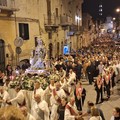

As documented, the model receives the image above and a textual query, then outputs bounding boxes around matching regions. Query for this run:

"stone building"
[82,13,97,46]
[0,0,83,70]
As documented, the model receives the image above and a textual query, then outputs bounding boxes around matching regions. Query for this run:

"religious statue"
[30,38,46,69]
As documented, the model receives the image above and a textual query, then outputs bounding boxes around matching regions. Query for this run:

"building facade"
[0,0,84,70]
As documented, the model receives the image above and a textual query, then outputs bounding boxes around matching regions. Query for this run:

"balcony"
[60,15,73,27]
[69,25,84,35]
[44,14,59,32]
[70,24,78,32]
[0,0,19,16]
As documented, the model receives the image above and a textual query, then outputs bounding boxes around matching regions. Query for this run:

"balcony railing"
[0,0,7,7]
[60,16,73,26]
[0,0,19,16]
[44,14,60,26]
[0,0,14,9]
[44,15,73,26]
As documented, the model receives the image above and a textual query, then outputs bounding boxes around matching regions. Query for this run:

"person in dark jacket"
[74,81,86,111]
[5,64,13,77]
[76,60,82,82]
[94,75,103,104]
[86,61,94,85]
[57,97,67,120]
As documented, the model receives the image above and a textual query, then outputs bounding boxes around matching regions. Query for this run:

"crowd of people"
[0,35,120,120]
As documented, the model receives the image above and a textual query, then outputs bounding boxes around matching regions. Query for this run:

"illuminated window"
[99,9,102,11]
[99,4,102,7]
[75,16,81,21]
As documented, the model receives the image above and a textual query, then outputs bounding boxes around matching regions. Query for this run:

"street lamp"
[116,8,120,13]
[113,17,116,21]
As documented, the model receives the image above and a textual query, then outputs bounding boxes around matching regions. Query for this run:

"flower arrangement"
[8,67,61,91]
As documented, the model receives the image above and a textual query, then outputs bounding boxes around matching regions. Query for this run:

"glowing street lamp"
[113,17,116,21]
[116,8,120,13]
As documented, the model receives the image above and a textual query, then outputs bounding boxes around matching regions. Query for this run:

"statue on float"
[30,38,46,70]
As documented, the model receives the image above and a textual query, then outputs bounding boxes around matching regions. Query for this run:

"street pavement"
[81,79,120,120]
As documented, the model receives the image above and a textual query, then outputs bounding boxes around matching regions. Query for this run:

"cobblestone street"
[82,80,120,120]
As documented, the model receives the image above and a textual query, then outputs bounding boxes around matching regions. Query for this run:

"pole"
[13,0,19,66]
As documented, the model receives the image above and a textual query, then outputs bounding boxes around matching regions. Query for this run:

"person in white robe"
[44,79,55,107]
[8,85,26,107]
[3,78,10,91]
[31,80,45,115]
[59,67,66,81]
[64,97,82,120]
[33,80,44,100]
[69,69,76,81]
[32,94,49,120]
[50,81,66,120]
[67,69,76,98]
[0,86,10,107]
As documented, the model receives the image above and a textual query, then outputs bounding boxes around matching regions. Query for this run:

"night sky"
[82,0,120,20]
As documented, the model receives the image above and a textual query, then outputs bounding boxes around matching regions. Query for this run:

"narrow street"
[82,79,120,120]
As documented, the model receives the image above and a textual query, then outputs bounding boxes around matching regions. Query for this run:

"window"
[55,8,58,17]
[99,9,102,11]
[19,23,29,40]
[0,0,7,6]
[48,32,52,39]
[57,42,59,55]
[99,4,102,7]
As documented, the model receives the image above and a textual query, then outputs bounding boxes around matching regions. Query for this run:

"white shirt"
[32,100,49,120]
[98,64,104,74]
[45,84,55,94]
[10,90,25,105]
[60,79,67,89]
[27,112,36,120]
[50,88,66,106]
[0,90,10,102]
[69,72,76,80]
[64,102,78,120]
[0,90,10,107]
[59,69,66,79]
[89,116,102,120]
[34,87,44,100]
